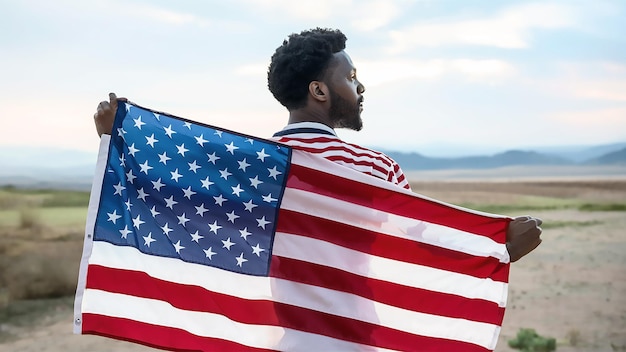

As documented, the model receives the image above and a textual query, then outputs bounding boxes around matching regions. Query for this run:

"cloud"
[121,3,211,27]
[387,2,579,52]
[571,81,626,102]
[548,107,626,125]
[238,0,403,31]
[544,107,626,144]
[240,0,348,21]
[10,0,213,28]
[539,61,626,102]
[565,63,626,102]
[357,58,517,87]
[449,59,516,79]
[350,0,402,31]
[236,64,268,77]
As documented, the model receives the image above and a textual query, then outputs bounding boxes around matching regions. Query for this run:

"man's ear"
[309,81,329,102]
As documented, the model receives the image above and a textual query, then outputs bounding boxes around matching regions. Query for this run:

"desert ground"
[1,170,625,351]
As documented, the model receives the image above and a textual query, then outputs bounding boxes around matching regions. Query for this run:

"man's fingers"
[506,215,544,262]
[94,94,121,137]
[109,92,128,103]
[518,215,542,225]
[510,216,542,234]
[513,215,542,224]
[109,92,118,110]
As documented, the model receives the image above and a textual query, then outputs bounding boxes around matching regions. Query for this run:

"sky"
[1,0,625,157]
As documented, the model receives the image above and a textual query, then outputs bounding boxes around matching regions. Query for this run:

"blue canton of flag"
[93,102,291,276]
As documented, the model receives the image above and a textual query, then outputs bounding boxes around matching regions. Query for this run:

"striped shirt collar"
[273,122,337,137]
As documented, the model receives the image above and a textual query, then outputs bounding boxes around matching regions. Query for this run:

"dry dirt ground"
[1,179,625,352]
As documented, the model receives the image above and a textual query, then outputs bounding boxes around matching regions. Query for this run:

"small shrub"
[508,328,556,352]
[565,329,581,346]
[18,207,43,231]
[41,190,90,208]
[0,288,8,310]
[542,220,601,229]
[611,342,626,351]
[579,203,626,212]
[1,240,82,302]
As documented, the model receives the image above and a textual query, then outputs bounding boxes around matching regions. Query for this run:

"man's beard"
[328,89,363,131]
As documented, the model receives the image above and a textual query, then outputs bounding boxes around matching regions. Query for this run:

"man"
[93,27,541,262]
[268,28,410,190]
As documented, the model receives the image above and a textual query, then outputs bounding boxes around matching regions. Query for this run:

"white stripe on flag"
[82,289,397,352]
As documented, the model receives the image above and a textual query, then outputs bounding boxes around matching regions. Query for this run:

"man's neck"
[273,121,337,137]
[287,108,334,129]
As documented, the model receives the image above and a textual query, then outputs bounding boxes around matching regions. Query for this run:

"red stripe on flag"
[82,313,273,352]
[270,255,505,326]
[277,209,509,282]
[287,163,509,242]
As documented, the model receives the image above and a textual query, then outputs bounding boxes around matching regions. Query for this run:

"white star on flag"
[107,210,122,224]
[145,133,158,147]
[235,253,248,267]
[221,237,235,250]
[133,116,146,129]
[194,203,208,216]
[119,225,132,239]
[151,178,165,191]
[164,125,176,138]
[142,232,155,247]
[128,143,140,156]
[256,148,269,162]
[208,220,222,234]
[224,142,239,155]
[195,134,208,146]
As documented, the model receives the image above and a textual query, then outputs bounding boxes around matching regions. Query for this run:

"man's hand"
[506,216,543,262]
[94,92,127,137]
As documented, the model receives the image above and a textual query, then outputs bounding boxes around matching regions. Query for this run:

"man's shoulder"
[343,141,400,164]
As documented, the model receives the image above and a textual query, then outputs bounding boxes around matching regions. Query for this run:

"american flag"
[74,101,512,351]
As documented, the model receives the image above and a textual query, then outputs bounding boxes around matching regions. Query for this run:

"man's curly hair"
[267,28,347,110]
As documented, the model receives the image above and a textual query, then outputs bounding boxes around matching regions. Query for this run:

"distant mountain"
[0,147,97,190]
[376,142,626,161]
[584,147,626,165]
[0,165,96,190]
[0,147,97,169]
[532,142,626,162]
[379,142,626,171]
[384,150,573,171]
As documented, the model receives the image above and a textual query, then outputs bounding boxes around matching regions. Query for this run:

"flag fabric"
[74,101,512,352]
